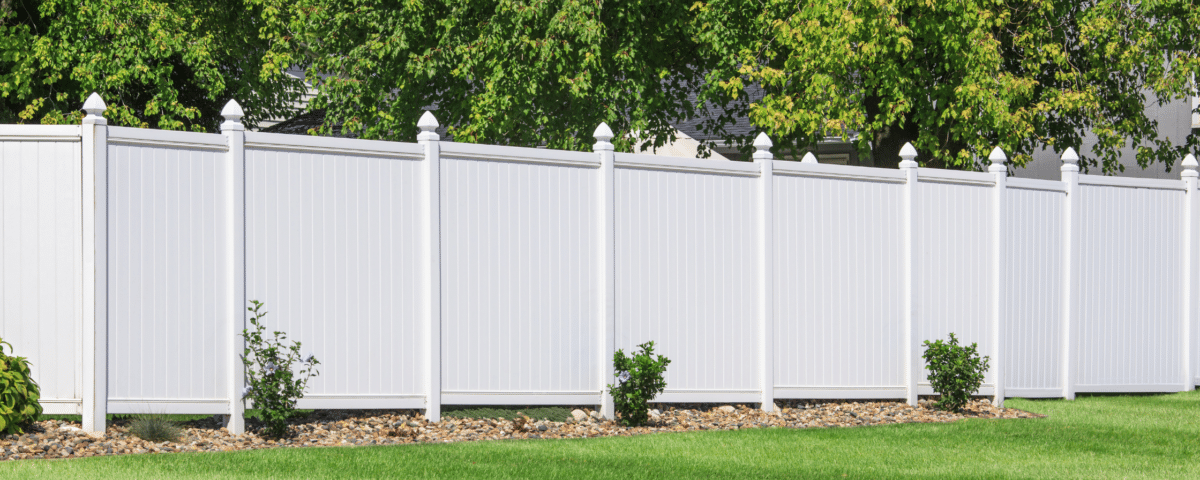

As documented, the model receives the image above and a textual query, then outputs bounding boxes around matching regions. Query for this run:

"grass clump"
[126,414,182,443]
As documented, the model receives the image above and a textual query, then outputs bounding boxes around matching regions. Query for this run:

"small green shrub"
[0,338,42,434]
[242,300,320,438]
[922,332,990,411]
[608,341,670,427]
[127,414,182,442]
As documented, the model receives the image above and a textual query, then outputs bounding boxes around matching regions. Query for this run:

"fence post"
[220,100,247,434]
[594,123,616,420]
[988,147,1007,408]
[899,142,919,407]
[81,93,108,434]
[753,133,775,412]
[1181,154,1197,391]
[418,111,443,422]
[1060,148,1079,400]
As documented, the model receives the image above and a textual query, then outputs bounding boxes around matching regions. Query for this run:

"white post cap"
[220,100,245,132]
[899,142,918,168]
[753,132,773,161]
[82,92,107,116]
[82,92,107,125]
[593,122,614,143]
[988,147,1007,173]
[1183,153,1198,179]
[418,111,440,132]
[800,152,817,164]
[593,122,614,152]
[1060,147,1080,173]
[418,111,440,141]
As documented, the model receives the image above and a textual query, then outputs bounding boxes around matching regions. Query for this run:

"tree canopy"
[253,0,710,152]
[0,0,303,130]
[696,0,1200,173]
[3,0,1198,173]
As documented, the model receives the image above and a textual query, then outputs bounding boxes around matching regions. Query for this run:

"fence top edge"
[1077,174,1186,191]
[614,152,760,176]
[773,160,906,182]
[245,131,423,157]
[441,141,599,166]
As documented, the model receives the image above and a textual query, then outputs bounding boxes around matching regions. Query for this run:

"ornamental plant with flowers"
[608,341,670,427]
[242,300,320,438]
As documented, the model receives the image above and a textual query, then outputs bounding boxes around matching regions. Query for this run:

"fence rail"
[1,95,1196,433]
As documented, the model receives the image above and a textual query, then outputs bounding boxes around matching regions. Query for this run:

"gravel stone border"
[0,399,1042,461]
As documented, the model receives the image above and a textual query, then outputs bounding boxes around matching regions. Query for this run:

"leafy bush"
[242,300,320,438]
[608,341,670,427]
[127,414,182,442]
[0,338,42,434]
[922,332,990,411]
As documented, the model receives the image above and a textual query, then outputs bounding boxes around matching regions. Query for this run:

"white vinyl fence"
[1,95,1197,434]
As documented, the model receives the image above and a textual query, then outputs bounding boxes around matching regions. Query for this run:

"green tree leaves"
[697,0,1200,173]
[251,0,716,152]
[0,0,304,131]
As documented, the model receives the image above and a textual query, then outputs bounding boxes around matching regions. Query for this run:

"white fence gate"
[1,94,1196,434]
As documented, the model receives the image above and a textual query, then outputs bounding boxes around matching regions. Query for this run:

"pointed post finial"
[800,152,817,164]
[1183,154,1198,179]
[220,100,244,132]
[418,111,440,142]
[593,122,614,152]
[82,92,107,125]
[899,142,918,169]
[1061,147,1080,173]
[753,132,773,162]
[988,147,1007,173]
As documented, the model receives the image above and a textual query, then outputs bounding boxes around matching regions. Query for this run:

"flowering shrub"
[242,300,320,438]
[608,341,670,427]
[0,338,41,434]
[922,332,989,412]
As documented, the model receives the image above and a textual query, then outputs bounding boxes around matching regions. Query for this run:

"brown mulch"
[0,399,1043,461]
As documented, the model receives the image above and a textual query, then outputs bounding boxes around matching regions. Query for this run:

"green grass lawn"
[4,390,1198,479]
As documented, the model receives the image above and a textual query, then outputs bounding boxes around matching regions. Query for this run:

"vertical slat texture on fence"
[613,157,758,402]
[439,151,599,402]
[244,139,426,409]
[106,130,230,413]
[916,173,996,393]
[1003,184,1064,396]
[1075,183,1183,390]
[0,127,84,414]
[771,170,905,398]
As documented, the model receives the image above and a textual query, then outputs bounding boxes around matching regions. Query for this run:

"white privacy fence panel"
[4,99,1200,432]
[1003,181,1065,395]
[916,171,996,392]
[614,154,759,402]
[105,128,230,413]
[0,129,83,413]
[771,164,906,398]
[245,134,428,408]
[440,144,601,403]
[1075,182,1184,391]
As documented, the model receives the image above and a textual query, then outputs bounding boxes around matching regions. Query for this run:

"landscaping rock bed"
[0,399,1042,461]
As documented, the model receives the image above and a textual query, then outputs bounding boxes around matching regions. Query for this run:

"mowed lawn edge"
[2,390,1197,479]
